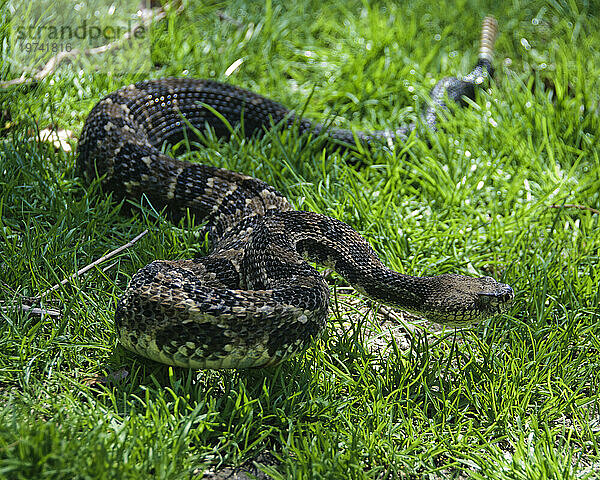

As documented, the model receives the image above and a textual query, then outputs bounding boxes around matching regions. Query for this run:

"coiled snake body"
[77,17,513,368]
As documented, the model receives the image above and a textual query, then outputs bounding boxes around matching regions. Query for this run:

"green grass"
[1,0,600,478]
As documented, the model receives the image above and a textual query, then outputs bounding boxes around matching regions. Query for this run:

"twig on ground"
[0,304,62,317]
[0,230,148,318]
[549,204,600,215]
[37,229,148,300]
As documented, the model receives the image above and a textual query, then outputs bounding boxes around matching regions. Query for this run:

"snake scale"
[77,16,514,368]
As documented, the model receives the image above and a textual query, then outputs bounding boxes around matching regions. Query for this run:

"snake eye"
[477,292,495,304]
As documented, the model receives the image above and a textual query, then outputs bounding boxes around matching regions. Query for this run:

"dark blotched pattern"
[77,19,512,368]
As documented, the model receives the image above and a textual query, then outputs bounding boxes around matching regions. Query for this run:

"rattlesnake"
[77,16,513,368]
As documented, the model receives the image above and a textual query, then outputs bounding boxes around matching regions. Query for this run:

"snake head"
[475,276,515,313]
[421,274,514,325]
